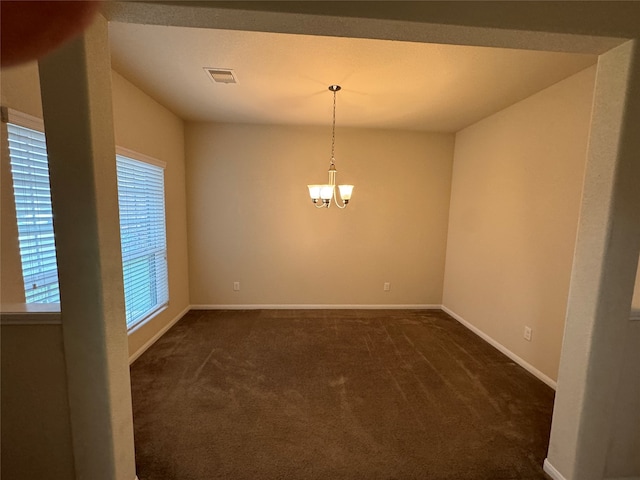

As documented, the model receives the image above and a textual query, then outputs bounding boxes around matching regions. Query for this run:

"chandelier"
[307,85,354,208]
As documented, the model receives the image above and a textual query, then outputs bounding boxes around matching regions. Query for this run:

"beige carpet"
[130,309,553,479]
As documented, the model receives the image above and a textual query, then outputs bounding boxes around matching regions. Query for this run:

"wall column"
[546,39,640,480]
[38,14,136,480]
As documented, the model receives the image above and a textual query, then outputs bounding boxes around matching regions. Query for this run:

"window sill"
[0,303,62,325]
[127,304,168,334]
[0,303,171,328]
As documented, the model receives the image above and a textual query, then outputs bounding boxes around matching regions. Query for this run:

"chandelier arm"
[333,192,347,209]
[314,202,327,209]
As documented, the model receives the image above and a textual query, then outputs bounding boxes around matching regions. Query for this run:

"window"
[6,119,60,303]
[4,109,168,330]
[116,151,169,329]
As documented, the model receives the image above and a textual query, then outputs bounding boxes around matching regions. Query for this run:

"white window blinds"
[116,154,168,329]
[7,123,60,303]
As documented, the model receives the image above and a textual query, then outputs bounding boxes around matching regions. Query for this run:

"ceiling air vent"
[204,68,237,84]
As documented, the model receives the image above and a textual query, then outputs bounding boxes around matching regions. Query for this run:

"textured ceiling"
[108,23,596,132]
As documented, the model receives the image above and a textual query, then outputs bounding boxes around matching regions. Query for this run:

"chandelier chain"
[331,88,336,163]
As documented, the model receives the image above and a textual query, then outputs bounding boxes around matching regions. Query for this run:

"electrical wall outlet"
[524,326,532,341]
[383,282,391,292]
[233,281,240,291]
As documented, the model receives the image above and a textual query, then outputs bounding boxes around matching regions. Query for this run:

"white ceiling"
[108,23,596,133]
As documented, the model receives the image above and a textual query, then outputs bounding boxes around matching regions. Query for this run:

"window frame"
[115,146,169,332]
[2,108,170,331]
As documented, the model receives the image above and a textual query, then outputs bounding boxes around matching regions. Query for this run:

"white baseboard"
[543,459,567,480]
[190,304,441,310]
[128,305,190,364]
[441,306,557,390]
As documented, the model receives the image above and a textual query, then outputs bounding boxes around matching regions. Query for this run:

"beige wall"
[443,66,596,383]
[0,323,75,480]
[1,117,25,303]
[0,63,72,478]
[1,62,43,303]
[111,70,190,358]
[186,123,454,306]
[0,62,44,118]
